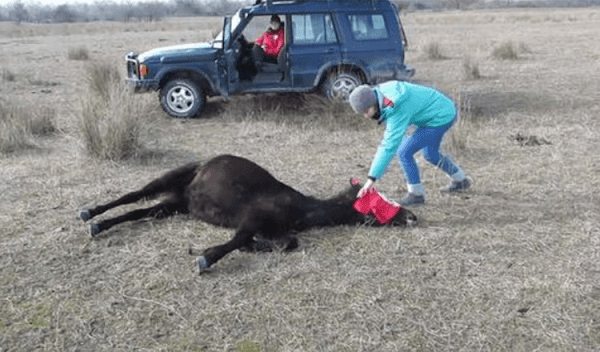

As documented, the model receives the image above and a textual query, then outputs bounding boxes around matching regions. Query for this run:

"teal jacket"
[369,81,457,180]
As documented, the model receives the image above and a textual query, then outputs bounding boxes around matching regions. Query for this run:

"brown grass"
[1,9,599,352]
[67,46,90,61]
[1,68,17,82]
[424,41,448,60]
[492,40,520,60]
[0,99,56,153]
[462,56,482,80]
[78,61,159,161]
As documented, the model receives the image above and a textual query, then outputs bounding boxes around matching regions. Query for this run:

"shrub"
[425,42,448,60]
[462,56,481,80]
[518,41,533,54]
[1,69,17,82]
[68,47,89,61]
[28,106,56,136]
[79,85,144,160]
[492,41,519,60]
[443,89,477,154]
[0,100,56,153]
[0,104,32,153]
[79,62,154,161]
[86,61,122,102]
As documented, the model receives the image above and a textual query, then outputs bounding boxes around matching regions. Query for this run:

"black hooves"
[195,256,211,273]
[89,224,102,237]
[80,210,92,222]
[81,210,102,237]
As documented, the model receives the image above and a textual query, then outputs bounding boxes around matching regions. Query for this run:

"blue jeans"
[397,115,460,185]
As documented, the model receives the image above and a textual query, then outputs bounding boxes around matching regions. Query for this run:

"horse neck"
[299,196,358,229]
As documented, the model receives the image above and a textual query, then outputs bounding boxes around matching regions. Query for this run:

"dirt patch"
[510,132,552,146]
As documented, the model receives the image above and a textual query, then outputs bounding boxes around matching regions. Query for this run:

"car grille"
[125,52,139,79]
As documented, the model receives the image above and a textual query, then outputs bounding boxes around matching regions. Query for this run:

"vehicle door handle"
[326,48,336,53]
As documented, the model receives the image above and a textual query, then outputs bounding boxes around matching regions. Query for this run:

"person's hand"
[357,178,375,198]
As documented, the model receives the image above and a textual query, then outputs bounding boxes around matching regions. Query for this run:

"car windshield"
[211,9,244,49]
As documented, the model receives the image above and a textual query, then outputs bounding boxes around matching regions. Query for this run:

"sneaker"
[399,193,425,207]
[441,177,472,193]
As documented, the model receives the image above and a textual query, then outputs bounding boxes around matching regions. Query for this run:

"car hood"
[138,43,218,62]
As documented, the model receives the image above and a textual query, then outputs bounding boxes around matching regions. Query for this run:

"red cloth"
[353,188,402,225]
[255,27,285,57]
[383,97,395,108]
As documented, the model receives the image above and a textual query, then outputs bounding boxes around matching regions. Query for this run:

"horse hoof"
[89,224,102,237]
[80,210,92,222]
[195,256,211,271]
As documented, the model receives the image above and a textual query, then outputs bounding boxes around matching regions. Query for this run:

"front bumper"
[397,64,416,80]
[125,51,158,92]
[124,78,159,92]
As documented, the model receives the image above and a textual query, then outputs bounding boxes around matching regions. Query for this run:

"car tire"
[323,71,363,100]
[160,79,206,118]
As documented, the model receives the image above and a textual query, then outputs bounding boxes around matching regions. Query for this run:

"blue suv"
[125,0,414,118]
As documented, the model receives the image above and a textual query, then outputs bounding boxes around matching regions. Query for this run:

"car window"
[292,14,337,45]
[347,14,388,41]
[212,10,245,49]
[242,15,286,43]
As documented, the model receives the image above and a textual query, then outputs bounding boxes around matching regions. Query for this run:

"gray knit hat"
[349,85,376,114]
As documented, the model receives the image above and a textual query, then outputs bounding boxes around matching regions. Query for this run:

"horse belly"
[185,183,246,229]
[188,197,242,229]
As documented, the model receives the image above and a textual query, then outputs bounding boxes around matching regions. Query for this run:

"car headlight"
[139,63,149,79]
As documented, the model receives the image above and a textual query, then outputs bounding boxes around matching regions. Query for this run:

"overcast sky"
[0,0,110,5]
[0,0,251,7]
[0,0,169,5]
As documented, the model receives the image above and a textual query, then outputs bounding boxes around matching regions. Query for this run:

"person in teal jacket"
[349,81,471,206]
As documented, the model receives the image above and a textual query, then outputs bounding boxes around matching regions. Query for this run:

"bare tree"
[204,0,242,15]
[53,4,77,23]
[9,0,29,23]
[173,0,204,16]
[138,1,171,22]
[445,0,478,9]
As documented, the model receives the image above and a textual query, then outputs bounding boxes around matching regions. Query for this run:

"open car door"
[217,17,236,98]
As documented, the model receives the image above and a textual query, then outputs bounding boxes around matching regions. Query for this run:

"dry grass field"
[1,7,599,352]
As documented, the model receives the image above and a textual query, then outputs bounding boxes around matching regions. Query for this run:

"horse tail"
[151,161,203,198]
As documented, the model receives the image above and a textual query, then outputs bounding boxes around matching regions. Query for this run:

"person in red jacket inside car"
[252,15,285,71]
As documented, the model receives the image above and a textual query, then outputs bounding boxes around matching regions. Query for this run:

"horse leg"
[195,233,299,271]
[247,236,298,251]
[80,182,168,222]
[189,237,274,254]
[195,208,294,271]
[195,228,256,271]
[89,198,186,236]
[80,162,199,222]
[239,238,274,253]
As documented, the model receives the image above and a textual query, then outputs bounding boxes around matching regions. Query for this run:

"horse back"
[184,155,305,228]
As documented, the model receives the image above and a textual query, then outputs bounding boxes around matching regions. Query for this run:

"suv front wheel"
[323,71,363,100]
[160,79,206,118]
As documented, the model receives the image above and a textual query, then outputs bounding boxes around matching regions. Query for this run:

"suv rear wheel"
[323,71,363,100]
[160,79,206,118]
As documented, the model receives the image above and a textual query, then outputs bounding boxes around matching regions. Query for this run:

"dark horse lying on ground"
[80,155,417,271]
